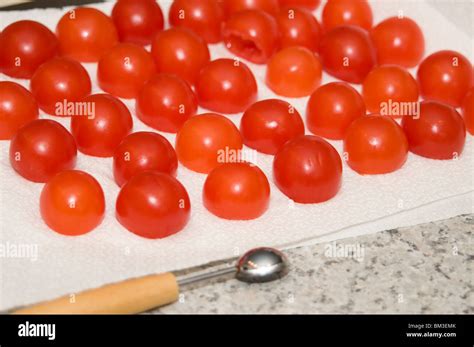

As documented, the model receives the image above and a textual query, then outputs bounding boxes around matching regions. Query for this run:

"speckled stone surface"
[151,214,473,314]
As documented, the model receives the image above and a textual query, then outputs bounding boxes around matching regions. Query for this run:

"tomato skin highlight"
[112,0,164,46]
[222,0,280,17]
[278,0,320,10]
[0,82,39,140]
[113,131,178,187]
[196,58,258,114]
[56,7,118,62]
[273,135,342,203]
[116,172,191,239]
[0,20,58,79]
[40,170,105,236]
[306,82,365,140]
[344,114,408,175]
[462,88,474,135]
[322,0,373,31]
[401,101,466,160]
[9,119,77,183]
[203,162,270,220]
[240,99,304,155]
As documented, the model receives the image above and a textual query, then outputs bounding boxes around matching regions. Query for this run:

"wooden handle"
[13,272,179,314]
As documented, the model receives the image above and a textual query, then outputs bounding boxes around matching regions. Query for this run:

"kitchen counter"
[153,214,473,314]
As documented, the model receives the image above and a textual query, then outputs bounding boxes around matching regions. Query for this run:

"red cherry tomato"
[319,25,376,84]
[71,94,133,157]
[136,74,198,133]
[113,131,178,187]
[40,170,105,236]
[240,99,304,154]
[196,58,258,114]
[222,10,279,64]
[30,57,91,115]
[462,88,474,135]
[362,65,419,115]
[116,172,191,239]
[0,20,58,79]
[112,0,164,46]
[9,119,77,183]
[56,7,118,62]
[203,162,270,220]
[344,114,408,174]
[322,0,372,31]
[401,101,466,160]
[169,0,225,43]
[151,27,210,86]
[278,0,320,10]
[417,50,473,108]
[273,135,342,203]
[0,81,39,140]
[276,6,322,52]
[222,0,280,17]
[97,43,156,99]
[175,113,243,173]
[266,46,322,97]
[370,16,424,68]
[306,82,365,140]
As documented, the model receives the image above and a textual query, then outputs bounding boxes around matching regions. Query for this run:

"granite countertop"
[152,214,473,314]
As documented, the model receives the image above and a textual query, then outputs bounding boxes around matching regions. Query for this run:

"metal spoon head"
[236,247,289,283]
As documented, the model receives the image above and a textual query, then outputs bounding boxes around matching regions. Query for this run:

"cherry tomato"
[273,135,342,203]
[40,170,105,236]
[306,82,365,140]
[196,58,258,114]
[222,10,279,64]
[462,88,474,135]
[240,99,304,154]
[344,114,408,174]
[113,131,178,187]
[30,57,91,115]
[401,101,466,160]
[97,43,156,99]
[222,0,280,17]
[169,0,225,43]
[151,27,210,86]
[71,94,133,157]
[319,25,376,84]
[112,0,164,46]
[278,0,320,10]
[322,0,372,31]
[9,119,77,183]
[175,113,243,173]
[276,6,322,52]
[362,65,419,115]
[56,7,118,62]
[266,46,322,97]
[203,162,270,220]
[116,172,191,239]
[0,81,39,140]
[417,50,473,108]
[370,16,424,68]
[0,20,58,79]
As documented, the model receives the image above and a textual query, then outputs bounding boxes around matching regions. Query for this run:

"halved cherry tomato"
[401,101,466,160]
[266,46,322,97]
[222,0,280,17]
[240,99,304,154]
[306,82,365,140]
[175,113,243,173]
[136,74,198,133]
[344,114,408,174]
[112,0,164,45]
[278,0,320,11]
[203,162,270,220]
[30,57,91,115]
[113,131,178,187]
[56,7,118,62]
[0,20,58,79]
[9,119,77,183]
[97,43,156,99]
[116,172,191,239]
[462,88,474,135]
[273,135,342,203]
[322,0,372,31]
[0,81,39,140]
[40,170,105,236]
[196,58,258,114]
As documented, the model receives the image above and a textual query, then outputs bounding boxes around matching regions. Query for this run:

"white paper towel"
[0,0,473,311]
